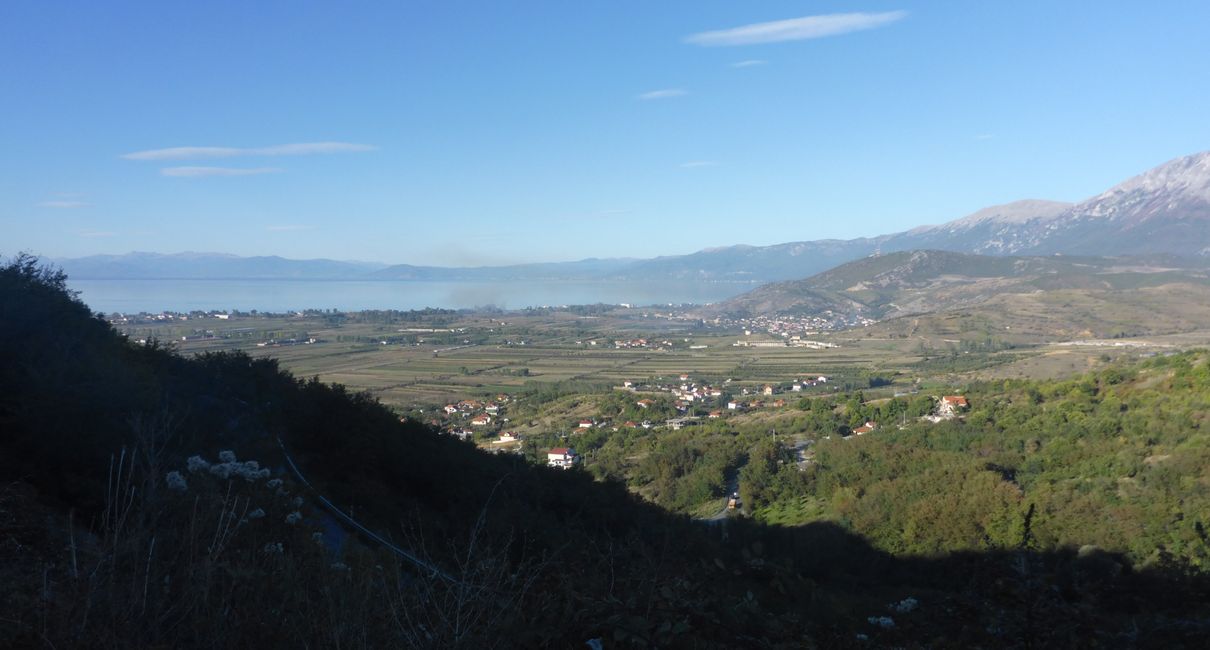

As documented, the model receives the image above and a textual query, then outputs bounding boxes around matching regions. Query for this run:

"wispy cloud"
[37,200,90,208]
[729,59,767,68]
[685,11,907,46]
[680,161,719,168]
[123,141,377,161]
[637,88,687,100]
[161,166,283,177]
[265,224,316,232]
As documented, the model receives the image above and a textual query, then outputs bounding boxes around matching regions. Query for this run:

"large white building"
[547,447,579,469]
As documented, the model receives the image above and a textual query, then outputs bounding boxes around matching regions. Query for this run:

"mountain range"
[56,151,1210,283]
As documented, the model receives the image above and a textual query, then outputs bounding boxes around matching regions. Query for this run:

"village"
[429,370,971,474]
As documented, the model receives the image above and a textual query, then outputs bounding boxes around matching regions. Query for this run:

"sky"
[3,1,1210,266]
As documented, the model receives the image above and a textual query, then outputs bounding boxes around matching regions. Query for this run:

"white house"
[547,447,579,469]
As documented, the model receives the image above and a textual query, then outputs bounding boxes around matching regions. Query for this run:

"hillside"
[3,254,1210,647]
[705,250,1210,334]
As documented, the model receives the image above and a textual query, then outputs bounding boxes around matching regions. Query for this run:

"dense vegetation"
[773,355,1210,569]
[3,254,1210,647]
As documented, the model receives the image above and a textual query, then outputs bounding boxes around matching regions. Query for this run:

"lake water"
[69,279,756,314]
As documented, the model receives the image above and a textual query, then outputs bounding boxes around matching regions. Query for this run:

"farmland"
[112,304,1198,411]
[114,308,937,408]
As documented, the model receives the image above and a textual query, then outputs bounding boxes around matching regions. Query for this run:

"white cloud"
[123,141,376,161]
[37,200,90,208]
[637,88,687,100]
[161,166,283,177]
[680,161,719,168]
[685,11,907,46]
[265,224,316,232]
[729,59,767,68]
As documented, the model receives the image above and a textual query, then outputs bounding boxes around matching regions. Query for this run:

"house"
[939,395,969,417]
[470,415,492,426]
[772,399,786,408]
[449,428,474,441]
[727,401,741,410]
[853,421,877,435]
[636,399,654,409]
[708,410,722,419]
[577,419,594,429]
[679,374,690,381]
[791,383,803,392]
[762,385,775,396]
[484,403,500,415]
[443,404,459,415]
[547,447,579,469]
[624,421,639,428]
[493,431,520,444]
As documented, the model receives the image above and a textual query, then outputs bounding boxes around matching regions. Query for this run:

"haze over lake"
[70,279,754,314]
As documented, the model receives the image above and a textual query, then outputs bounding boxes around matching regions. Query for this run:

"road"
[702,471,741,523]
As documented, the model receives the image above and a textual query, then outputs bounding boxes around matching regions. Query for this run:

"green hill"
[706,250,1210,338]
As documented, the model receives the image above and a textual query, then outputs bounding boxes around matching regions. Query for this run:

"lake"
[69,279,756,314]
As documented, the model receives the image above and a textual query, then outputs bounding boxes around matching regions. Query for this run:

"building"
[939,395,969,417]
[547,447,579,469]
[577,419,594,429]
[493,431,520,444]
[470,415,491,426]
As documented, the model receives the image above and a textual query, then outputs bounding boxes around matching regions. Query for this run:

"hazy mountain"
[891,152,1210,257]
[613,151,1210,282]
[55,152,1210,284]
[607,239,882,283]
[57,252,388,280]
[706,249,1210,319]
[370,257,637,281]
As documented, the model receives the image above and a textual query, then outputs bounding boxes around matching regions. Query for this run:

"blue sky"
[3,1,1210,266]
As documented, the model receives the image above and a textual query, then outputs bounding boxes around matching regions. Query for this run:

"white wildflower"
[285,511,302,525]
[236,461,265,481]
[311,532,325,545]
[165,471,188,492]
[186,455,210,473]
[262,542,283,555]
[890,597,918,613]
[266,478,283,489]
[209,463,233,480]
[247,508,266,520]
[867,616,895,629]
[218,450,237,463]
[292,496,304,508]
